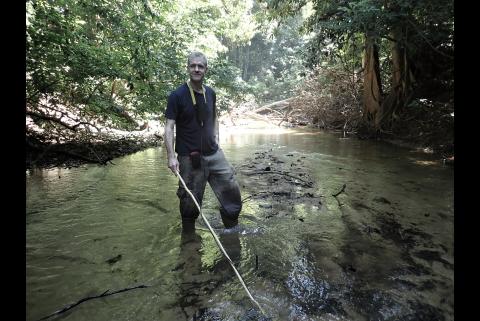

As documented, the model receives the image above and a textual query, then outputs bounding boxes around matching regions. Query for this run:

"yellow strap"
[186,80,207,106]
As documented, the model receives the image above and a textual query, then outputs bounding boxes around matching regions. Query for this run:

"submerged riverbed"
[26,128,453,321]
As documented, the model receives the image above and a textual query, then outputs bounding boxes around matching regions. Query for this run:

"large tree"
[264,0,454,130]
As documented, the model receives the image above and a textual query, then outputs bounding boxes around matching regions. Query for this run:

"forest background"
[26,0,454,168]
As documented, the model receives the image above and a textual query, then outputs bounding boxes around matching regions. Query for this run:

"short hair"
[187,52,208,67]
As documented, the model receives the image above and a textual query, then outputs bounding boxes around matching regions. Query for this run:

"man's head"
[187,51,208,83]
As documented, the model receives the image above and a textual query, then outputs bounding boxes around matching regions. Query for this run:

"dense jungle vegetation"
[26,0,454,168]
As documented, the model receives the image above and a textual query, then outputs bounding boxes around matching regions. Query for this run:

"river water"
[26,128,453,321]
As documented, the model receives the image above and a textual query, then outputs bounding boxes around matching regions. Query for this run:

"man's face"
[188,57,207,83]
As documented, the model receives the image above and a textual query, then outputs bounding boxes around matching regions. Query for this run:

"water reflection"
[176,230,203,320]
[175,228,242,320]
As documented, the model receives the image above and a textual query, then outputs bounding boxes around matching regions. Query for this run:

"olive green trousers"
[176,149,242,231]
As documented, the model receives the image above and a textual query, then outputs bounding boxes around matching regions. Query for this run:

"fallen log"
[253,97,296,114]
[244,112,276,123]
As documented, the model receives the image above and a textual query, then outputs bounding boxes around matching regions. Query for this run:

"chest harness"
[187,80,206,127]
[186,80,207,106]
[186,80,217,128]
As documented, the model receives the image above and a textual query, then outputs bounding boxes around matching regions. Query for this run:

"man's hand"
[164,118,178,174]
[168,156,179,174]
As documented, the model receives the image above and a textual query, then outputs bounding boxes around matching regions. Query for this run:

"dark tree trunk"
[362,34,383,129]
[379,26,414,128]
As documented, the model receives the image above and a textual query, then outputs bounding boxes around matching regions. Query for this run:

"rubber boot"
[221,213,238,229]
[181,219,196,234]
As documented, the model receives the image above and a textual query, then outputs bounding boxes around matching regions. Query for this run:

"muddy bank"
[26,133,162,170]
[235,150,322,222]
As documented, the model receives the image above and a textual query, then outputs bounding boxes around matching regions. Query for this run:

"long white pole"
[175,170,266,316]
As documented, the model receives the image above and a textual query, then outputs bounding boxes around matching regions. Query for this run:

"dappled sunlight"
[405,155,443,167]
[200,233,223,269]
[220,115,292,131]
[413,160,440,166]
[290,131,324,136]
[221,125,294,135]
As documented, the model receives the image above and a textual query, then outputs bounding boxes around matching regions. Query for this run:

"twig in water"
[334,196,343,207]
[37,284,150,321]
[332,184,346,197]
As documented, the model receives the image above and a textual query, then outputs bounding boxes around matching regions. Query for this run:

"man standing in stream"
[164,51,242,232]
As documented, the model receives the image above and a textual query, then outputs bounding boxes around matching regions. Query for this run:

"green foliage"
[224,3,311,104]
[27,0,452,139]
[207,55,249,111]
[264,0,454,98]
[27,0,260,130]
[27,0,189,128]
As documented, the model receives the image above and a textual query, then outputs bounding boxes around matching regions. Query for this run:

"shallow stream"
[26,128,453,321]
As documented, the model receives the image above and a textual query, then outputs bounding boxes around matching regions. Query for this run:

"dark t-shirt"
[164,83,218,156]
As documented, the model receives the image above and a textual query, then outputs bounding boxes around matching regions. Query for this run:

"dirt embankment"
[26,130,163,170]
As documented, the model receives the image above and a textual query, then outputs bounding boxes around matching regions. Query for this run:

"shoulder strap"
[186,80,206,105]
[186,82,217,122]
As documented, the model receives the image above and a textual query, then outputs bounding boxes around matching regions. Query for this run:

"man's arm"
[164,118,179,173]
[215,119,219,145]
[213,90,219,145]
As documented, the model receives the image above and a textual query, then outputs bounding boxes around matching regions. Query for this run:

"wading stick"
[175,170,267,316]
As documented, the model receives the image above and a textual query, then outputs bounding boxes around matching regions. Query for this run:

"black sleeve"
[164,92,178,120]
